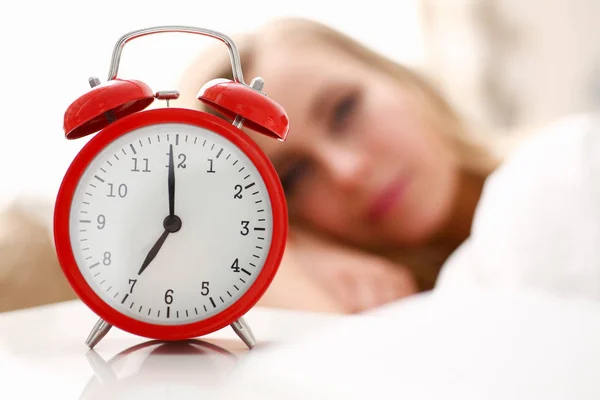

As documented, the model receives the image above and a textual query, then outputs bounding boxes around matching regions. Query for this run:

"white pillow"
[436,113,600,301]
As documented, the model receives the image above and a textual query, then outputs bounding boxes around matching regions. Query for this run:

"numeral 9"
[97,214,105,229]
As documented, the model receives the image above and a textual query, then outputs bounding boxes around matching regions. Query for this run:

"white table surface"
[4,289,600,399]
[0,299,342,399]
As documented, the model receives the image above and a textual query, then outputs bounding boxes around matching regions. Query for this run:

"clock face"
[68,121,274,326]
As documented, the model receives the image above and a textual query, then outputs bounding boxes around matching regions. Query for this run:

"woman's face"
[246,38,460,249]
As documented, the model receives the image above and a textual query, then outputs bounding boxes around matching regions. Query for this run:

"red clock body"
[54,107,288,340]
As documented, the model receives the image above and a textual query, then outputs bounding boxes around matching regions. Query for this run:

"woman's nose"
[321,148,371,191]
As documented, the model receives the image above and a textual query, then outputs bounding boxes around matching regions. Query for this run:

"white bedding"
[214,114,600,399]
[436,112,600,300]
[218,289,600,399]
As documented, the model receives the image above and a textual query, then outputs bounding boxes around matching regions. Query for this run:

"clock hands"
[168,144,175,217]
[137,229,170,275]
[137,143,182,276]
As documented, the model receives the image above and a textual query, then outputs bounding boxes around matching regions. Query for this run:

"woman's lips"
[367,176,411,222]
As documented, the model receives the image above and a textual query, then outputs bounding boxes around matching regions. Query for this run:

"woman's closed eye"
[280,159,311,197]
[330,89,361,133]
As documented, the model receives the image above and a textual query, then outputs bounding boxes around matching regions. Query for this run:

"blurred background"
[1,0,599,207]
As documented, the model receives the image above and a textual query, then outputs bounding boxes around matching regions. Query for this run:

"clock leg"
[231,317,256,349]
[85,318,113,349]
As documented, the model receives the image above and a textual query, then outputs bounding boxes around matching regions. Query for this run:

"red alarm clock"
[53,26,289,350]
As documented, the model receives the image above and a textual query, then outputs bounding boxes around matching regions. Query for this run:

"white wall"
[420,0,600,133]
[0,0,424,203]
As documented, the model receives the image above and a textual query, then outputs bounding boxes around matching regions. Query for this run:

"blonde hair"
[176,17,505,290]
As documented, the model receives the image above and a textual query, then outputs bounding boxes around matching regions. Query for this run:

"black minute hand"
[168,144,175,217]
[137,230,170,275]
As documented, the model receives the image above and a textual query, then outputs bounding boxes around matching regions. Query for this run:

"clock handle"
[231,317,257,350]
[106,25,247,85]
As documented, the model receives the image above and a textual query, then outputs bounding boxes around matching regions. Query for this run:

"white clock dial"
[69,122,273,325]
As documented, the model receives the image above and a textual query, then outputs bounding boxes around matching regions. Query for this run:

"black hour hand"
[137,214,182,276]
[137,230,170,275]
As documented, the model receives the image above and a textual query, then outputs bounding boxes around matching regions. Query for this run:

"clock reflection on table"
[79,339,239,399]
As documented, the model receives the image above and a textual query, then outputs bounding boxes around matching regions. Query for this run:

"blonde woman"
[177,17,506,313]
[2,18,595,315]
